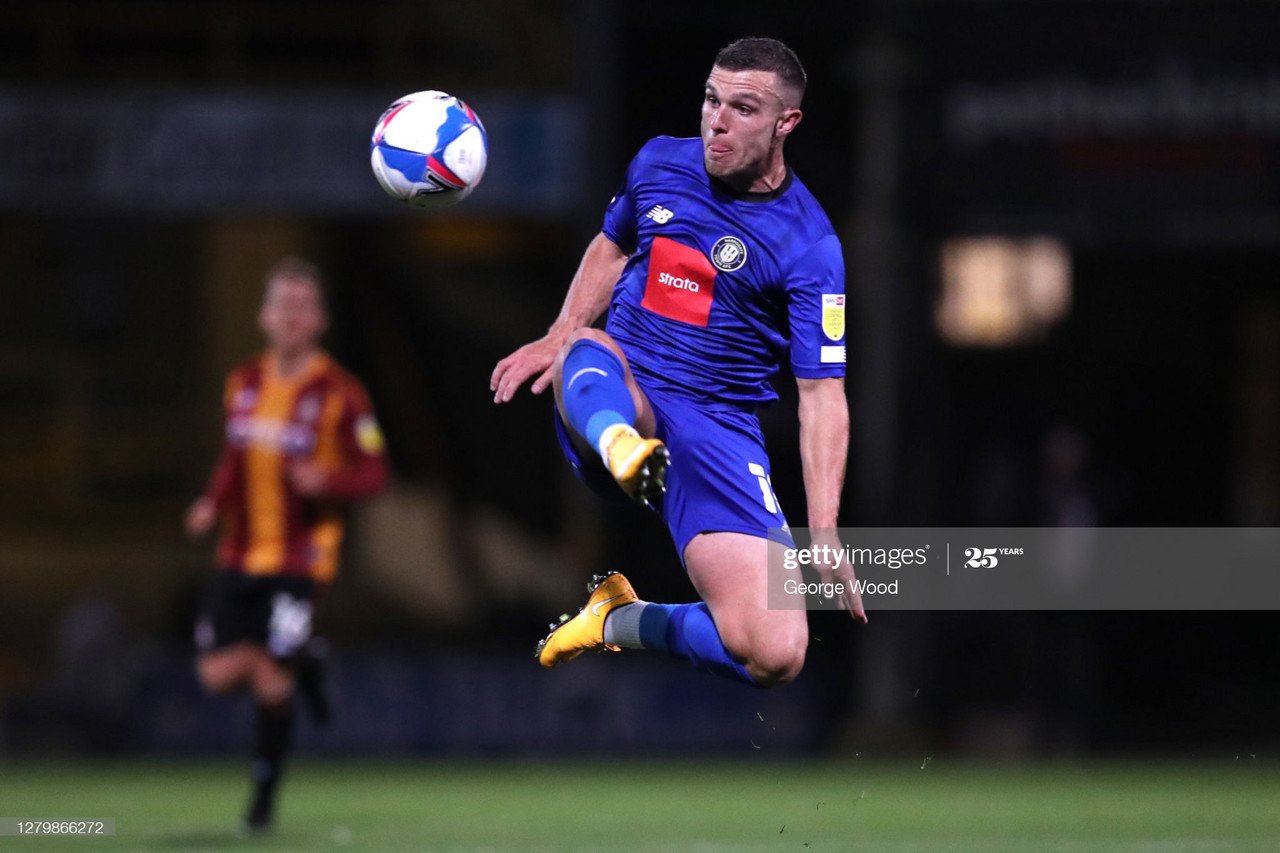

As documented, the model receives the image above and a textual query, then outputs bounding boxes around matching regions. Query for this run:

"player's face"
[259,276,328,354]
[701,68,800,189]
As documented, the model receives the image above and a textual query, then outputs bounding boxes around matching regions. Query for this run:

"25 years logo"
[963,547,1024,568]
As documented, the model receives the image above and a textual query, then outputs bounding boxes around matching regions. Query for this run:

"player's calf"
[553,329,656,438]
[244,702,294,834]
[292,637,332,726]
[554,333,667,505]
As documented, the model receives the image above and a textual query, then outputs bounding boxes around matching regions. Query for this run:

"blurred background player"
[492,37,863,689]
[184,256,388,831]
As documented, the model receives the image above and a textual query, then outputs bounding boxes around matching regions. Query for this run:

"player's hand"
[839,570,868,623]
[811,528,868,624]
[288,461,330,497]
[184,496,217,539]
[490,334,564,404]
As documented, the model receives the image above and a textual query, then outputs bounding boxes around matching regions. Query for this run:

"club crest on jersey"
[711,236,747,272]
[822,294,846,341]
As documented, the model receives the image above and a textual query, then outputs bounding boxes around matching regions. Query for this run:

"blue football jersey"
[601,136,846,408]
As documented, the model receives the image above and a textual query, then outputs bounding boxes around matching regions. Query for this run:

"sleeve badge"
[355,414,385,455]
[822,294,846,341]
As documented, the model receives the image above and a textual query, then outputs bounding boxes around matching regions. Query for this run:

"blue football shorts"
[554,382,793,562]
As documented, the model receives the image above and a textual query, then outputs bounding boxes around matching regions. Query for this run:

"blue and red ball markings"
[371,99,412,146]
[425,154,466,189]
[372,98,485,186]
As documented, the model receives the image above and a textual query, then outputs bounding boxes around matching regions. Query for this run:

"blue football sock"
[561,339,636,451]
[636,602,757,686]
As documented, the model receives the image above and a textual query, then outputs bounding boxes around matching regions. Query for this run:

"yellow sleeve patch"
[355,414,385,455]
[822,294,846,341]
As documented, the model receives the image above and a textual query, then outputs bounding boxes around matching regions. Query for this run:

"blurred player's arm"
[185,445,237,538]
[490,232,629,403]
[186,372,243,539]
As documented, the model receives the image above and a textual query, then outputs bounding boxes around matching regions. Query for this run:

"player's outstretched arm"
[797,376,866,622]
[184,495,217,539]
[797,377,848,529]
[490,233,628,403]
[185,445,237,539]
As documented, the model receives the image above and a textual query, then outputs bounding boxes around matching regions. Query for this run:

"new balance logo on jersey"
[646,204,675,224]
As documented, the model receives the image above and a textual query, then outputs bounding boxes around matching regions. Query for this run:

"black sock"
[294,638,332,726]
[246,703,294,829]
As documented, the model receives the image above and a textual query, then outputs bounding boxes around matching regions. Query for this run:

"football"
[370,90,488,210]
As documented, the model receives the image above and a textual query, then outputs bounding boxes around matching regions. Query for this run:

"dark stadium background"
[2,0,1278,768]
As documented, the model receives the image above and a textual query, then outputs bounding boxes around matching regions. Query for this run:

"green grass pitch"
[4,759,1278,851]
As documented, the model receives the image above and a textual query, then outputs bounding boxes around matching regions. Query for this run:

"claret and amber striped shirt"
[202,351,388,583]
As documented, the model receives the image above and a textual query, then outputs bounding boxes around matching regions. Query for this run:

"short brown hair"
[713,37,807,106]
[264,256,327,308]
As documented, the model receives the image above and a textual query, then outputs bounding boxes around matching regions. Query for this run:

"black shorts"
[195,572,317,660]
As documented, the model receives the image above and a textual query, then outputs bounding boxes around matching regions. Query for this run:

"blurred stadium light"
[935,235,1071,346]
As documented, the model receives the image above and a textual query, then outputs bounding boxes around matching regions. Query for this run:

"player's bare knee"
[564,327,618,350]
[197,664,235,694]
[558,328,626,370]
[251,658,295,709]
[746,642,807,688]
[197,654,246,694]
[714,619,805,688]
[743,629,808,687]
